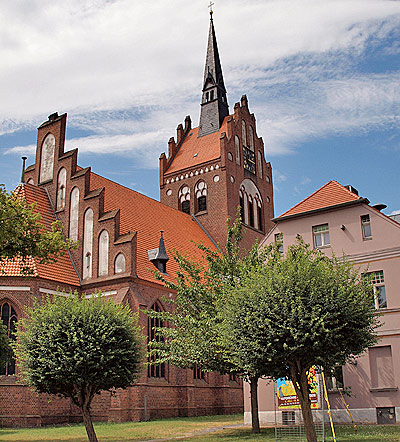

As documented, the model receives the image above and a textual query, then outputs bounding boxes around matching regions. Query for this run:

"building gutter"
[272,198,369,223]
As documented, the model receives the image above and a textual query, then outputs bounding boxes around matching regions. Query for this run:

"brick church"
[0,13,274,427]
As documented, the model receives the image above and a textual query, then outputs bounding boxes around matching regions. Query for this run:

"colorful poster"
[276,366,319,409]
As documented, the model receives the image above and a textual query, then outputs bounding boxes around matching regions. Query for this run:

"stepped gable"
[0,183,80,286]
[165,117,228,175]
[89,172,215,284]
[278,180,362,219]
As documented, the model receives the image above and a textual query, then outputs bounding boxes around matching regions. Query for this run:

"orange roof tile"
[89,173,216,284]
[165,117,229,175]
[0,184,80,286]
[278,180,362,218]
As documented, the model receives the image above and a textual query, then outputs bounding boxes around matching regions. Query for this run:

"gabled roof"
[0,184,80,286]
[165,117,228,175]
[277,180,364,220]
[89,173,216,284]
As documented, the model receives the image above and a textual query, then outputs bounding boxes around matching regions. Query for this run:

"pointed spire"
[157,230,169,261]
[198,12,229,137]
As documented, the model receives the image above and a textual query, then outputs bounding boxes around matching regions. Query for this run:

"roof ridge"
[279,180,334,218]
[91,171,193,217]
[278,180,361,219]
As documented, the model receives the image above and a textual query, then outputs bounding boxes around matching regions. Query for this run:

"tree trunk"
[81,404,98,442]
[290,364,317,442]
[249,376,260,433]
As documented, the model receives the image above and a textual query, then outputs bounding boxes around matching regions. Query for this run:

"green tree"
[0,185,74,272]
[223,239,379,442]
[16,294,144,442]
[147,217,266,433]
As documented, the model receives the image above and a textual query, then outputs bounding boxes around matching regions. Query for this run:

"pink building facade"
[244,181,400,425]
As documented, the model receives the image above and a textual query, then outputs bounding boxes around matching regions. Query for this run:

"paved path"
[137,423,245,442]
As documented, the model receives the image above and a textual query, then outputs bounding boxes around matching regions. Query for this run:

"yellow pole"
[321,369,337,442]
[338,388,357,433]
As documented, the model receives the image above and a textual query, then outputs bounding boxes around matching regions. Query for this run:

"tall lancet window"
[69,187,80,242]
[257,151,263,179]
[40,133,55,183]
[249,126,255,152]
[98,230,109,277]
[56,168,67,210]
[0,302,17,375]
[83,208,94,279]
[235,136,240,165]
[242,120,247,147]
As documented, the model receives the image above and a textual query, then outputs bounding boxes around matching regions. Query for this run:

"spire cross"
[208,1,214,16]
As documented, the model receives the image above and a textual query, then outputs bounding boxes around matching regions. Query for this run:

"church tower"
[198,12,229,137]
[160,11,274,249]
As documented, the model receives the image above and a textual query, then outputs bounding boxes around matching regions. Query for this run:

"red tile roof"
[165,117,229,175]
[89,173,216,284]
[278,180,362,218]
[0,184,80,286]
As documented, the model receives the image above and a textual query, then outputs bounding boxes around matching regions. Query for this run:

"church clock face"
[40,133,55,183]
[243,146,256,175]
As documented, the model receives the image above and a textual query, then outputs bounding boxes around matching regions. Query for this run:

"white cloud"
[1,0,400,166]
[390,209,400,216]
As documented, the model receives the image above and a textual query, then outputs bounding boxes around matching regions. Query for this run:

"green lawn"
[0,415,400,442]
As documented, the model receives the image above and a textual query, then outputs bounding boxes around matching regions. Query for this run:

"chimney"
[344,185,358,196]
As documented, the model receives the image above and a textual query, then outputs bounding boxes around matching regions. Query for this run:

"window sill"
[315,245,331,250]
[195,210,208,216]
[370,387,398,393]
[363,237,373,241]
[147,377,169,384]
[0,375,18,385]
[242,223,263,234]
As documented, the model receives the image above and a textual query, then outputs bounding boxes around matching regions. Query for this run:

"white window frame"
[369,271,387,309]
[275,232,283,254]
[313,224,330,248]
[361,214,372,240]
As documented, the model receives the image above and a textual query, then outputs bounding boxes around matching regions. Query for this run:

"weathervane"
[208,1,214,17]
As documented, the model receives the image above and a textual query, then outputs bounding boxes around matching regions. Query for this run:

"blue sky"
[1,0,400,217]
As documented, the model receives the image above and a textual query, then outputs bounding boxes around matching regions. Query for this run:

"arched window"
[0,302,17,375]
[98,230,109,277]
[248,196,254,228]
[69,187,80,242]
[242,120,247,147]
[255,194,263,231]
[148,303,166,378]
[56,168,67,210]
[249,126,255,152]
[115,253,126,274]
[195,180,207,213]
[239,190,245,222]
[178,185,190,214]
[83,208,94,280]
[40,133,55,183]
[239,179,263,231]
[235,136,240,165]
[257,151,263,179]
